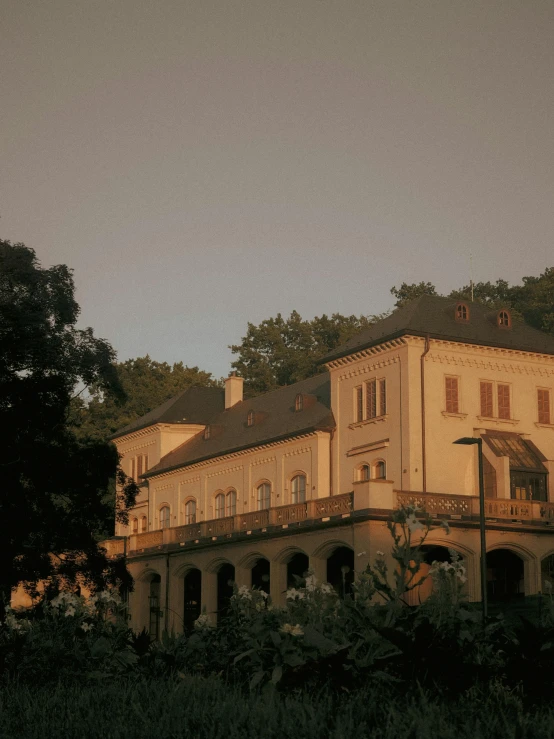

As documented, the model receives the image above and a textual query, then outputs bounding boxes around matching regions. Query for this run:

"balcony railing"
[395,490,554,523]
[128,493,353,552]
[113,489,554,556]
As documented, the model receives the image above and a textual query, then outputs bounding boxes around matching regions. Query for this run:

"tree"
[390,282,438,308]
[229,311,386,394]
[72,357,218,442]
[0,240,137,612]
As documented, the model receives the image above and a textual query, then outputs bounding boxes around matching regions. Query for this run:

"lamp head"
[453,437,480,446]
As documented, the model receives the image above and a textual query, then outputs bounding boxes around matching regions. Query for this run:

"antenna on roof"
[469,251,474,302]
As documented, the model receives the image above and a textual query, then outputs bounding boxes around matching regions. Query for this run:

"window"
[247,410,254,427]
[140,516,147,532]
[291,474,306,503]
[480,381,512,420]
[355,386,363,422]
[131,517,138,534]
[204,425,211,440]
[226,489,237,517]
[366,379,377,419]
[130,453,149,482]
[498,310,511,328]
[355,378,387,423]
[358,464,370,482]
[538,389,551,424]
[456,303,469,322]
[295,394,303,412]
[257,483,271,510]
[482,433,548,502]
[374,461,386,479]
[480,382,494,417]
[215,493,225,518]
[497,383,511,419]
[184,499,196,525]
[445,376,459,413]
[160,506,170,529]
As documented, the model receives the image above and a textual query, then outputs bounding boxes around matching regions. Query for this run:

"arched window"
[131,517,138,534]
[498,310,511,328]
[140,516,147,532]
[257,483,271,510]
[374,461,386,480]
[295,394,303,412]
[291,474,306,504]
[226,489,237,516]
[215,493,225,519]
[456,302,469,322]
[160,506,171,529]
[358,464,370,482]
[247,410,254,427]
[184,499,197,525]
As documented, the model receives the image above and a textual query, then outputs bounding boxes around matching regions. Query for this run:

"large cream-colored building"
[105,296,554,635]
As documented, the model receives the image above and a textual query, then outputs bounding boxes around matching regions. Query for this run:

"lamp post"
[453,436,488,625]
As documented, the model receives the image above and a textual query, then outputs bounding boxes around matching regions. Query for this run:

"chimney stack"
[225,372,244,409]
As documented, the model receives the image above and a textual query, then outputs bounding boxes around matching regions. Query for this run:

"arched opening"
[291,474,306,504]
[286,553,309,589]
[487,549,525,602]
[148,574,162,641]
[541,554,554,593]
[217,563,235,621]
[183,569,202,633]
[326,547,355,598]
[251,558,270,594]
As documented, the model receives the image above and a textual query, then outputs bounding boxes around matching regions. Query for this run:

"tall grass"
[1,677,553,739]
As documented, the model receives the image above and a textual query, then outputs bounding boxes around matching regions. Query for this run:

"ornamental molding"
[250,456,276,467]
[152,482,175,493]
[327,339,406,373]
[338,354,401,382]
[428,351,554,376]
[206,465,244,478]
[178,476,201,486]
[283,446,311,458]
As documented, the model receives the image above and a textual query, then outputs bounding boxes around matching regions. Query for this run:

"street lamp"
[453,436,488,624]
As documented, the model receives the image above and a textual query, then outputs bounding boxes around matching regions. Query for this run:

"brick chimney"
[225,372,244,409]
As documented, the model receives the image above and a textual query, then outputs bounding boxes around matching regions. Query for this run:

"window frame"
[159,505,171,530]
[256,482,271,511]
[455,302,470,322]
[295,394,304,412]
[445,375,460,414]
[497,310,512,328]
[479,380,513,420]
[184,499,197,525]
[538,388,551,425]
[247,410,254,427]
[226,489,237,517]
[374,460,386,480]
[215,493,225,519]
[291,474,307,504]
[354,378,387,423]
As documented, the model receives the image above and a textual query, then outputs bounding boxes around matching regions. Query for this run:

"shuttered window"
[538,389,551,425]
[498,384,511,419]
[445,377,459,413]
[480,382,493,417]
[366,379,377,419]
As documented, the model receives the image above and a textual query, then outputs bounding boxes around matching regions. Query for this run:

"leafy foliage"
[0,240,137,611]
[72,356,218,442]
[229,311,387,394]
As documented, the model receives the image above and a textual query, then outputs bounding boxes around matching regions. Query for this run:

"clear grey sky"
[2,0,553,378]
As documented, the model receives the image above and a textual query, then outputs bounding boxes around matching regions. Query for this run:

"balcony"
[127,493,354,553]
[104,487,554,558]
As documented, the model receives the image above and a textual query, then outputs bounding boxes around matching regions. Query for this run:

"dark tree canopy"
[390,281,438,308]
[229,311,387,395]
[72,357,218,442]
[0,240,137,610]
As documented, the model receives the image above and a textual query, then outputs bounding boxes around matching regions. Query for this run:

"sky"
[2,0,553,379]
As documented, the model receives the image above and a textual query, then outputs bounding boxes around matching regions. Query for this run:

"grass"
[2,676,554,739]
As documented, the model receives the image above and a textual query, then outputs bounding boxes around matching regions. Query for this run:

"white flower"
[357,551,367,557]
[376,551,384,557]
[305,575,317,592]
[80,622,93,632]
[237,585,252,600]
[319,582,333,595]
[260,590,269,600]
[406,514,424,533]
[285,588,305,600]
[280,623,303,636]
[193,614,213,630]
[64,606,76,617]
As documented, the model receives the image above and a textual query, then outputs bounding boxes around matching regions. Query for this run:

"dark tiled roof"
[110,386,225,440]
[144,373,334,477]
[321,295,554,363]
